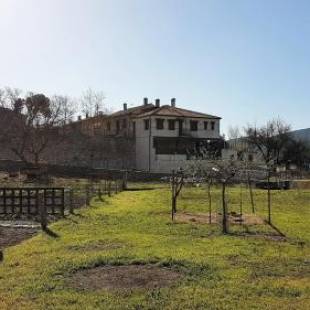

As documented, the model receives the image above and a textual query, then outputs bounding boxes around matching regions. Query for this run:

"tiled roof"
[134,105,221,119]
[109,104,154,117]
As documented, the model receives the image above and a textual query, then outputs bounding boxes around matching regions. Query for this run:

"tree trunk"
[222,182,228,234]
[171,196,176,221]
[267,169,271,224]
[247,171,255,213]
[39,195,47,231]
[239,183,243,217]
[171,171,176,221]
[207,182,212,224]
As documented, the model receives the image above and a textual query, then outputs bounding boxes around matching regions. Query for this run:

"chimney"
[143,97,148,106]
[123,103,127,111]
[155,98,160,108]
[86,113,89,118]
[78,115,81,121]
[171,98,176,107]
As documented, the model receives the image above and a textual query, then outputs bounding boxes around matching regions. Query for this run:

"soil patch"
[175,212,265,225]
[67,265,182,291]
[291,180,310,189]
[0,226,38,249]
[176,212,216,224]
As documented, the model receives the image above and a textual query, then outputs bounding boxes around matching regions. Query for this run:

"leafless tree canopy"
[227,125,241,140]
[80,88,105,117]
[0,87,22,108]
[51,95,75,125]
[244,119,291,166]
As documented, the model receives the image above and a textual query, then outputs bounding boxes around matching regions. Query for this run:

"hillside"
[290,128,310,144]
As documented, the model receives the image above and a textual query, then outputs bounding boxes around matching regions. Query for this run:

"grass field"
[0,184,309,309]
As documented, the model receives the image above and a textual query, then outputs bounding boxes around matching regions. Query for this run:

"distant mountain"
[289,128,310,144]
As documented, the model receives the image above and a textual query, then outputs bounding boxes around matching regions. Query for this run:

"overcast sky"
[0,0,309,135]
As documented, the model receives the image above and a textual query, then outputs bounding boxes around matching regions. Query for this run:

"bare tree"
[188,158,242,233]
[0,87,22,108]
[245,119,291,223]
[210,160,241,234]
[80,88,105,117]
[187,160,216,224]
[227,125,241,141]
[0,92,73,165]
[170,169,184,221]
[244,119,291,166]
[51,95,75,125]
[227,128,256,213]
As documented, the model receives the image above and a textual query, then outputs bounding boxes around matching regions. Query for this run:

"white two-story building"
[132,98,221,172]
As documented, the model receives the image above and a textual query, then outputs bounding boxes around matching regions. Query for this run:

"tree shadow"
[66,217,79,224]
[43,227,59,238]
[72,213,85,218]
[125,188,156,191]
[266,221,286,237]
[227,226,286,241]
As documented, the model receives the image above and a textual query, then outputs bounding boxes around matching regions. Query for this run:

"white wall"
[134,115,221,172]
[135,117,151,171]
[149,117,220,139]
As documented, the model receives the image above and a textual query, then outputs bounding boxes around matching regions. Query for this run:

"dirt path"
[0,226,38,249]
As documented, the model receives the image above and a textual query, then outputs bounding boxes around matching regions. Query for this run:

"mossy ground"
[0,184,309,309]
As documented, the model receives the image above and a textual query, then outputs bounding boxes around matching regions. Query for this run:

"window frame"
[144,119,150,130]
[156,118,164,130]
[168,119,175,130]
[190,120,198,131]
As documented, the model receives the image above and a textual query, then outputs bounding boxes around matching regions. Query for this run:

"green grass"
[0,184,309,309]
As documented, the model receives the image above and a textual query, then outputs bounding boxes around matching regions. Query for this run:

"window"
[144,119,149,130]
[122,119,127,129]
[190,120,198,131]
[156,119,164,130]
[168,120,175,130]
[211,121,215,130]
[132,121,136,136]
[116,120,120,133]
[204,121,208,130]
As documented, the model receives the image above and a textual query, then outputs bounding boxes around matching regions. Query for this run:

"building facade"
[78,97,222,173]
[0,99,222,173]
[132,99,221,172]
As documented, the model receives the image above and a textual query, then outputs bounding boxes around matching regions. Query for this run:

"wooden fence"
[0,178,124,216]
[0,178,125,231]
[0,188,65,215]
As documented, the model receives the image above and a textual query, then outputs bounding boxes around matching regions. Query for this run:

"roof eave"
[133,114,221,119]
